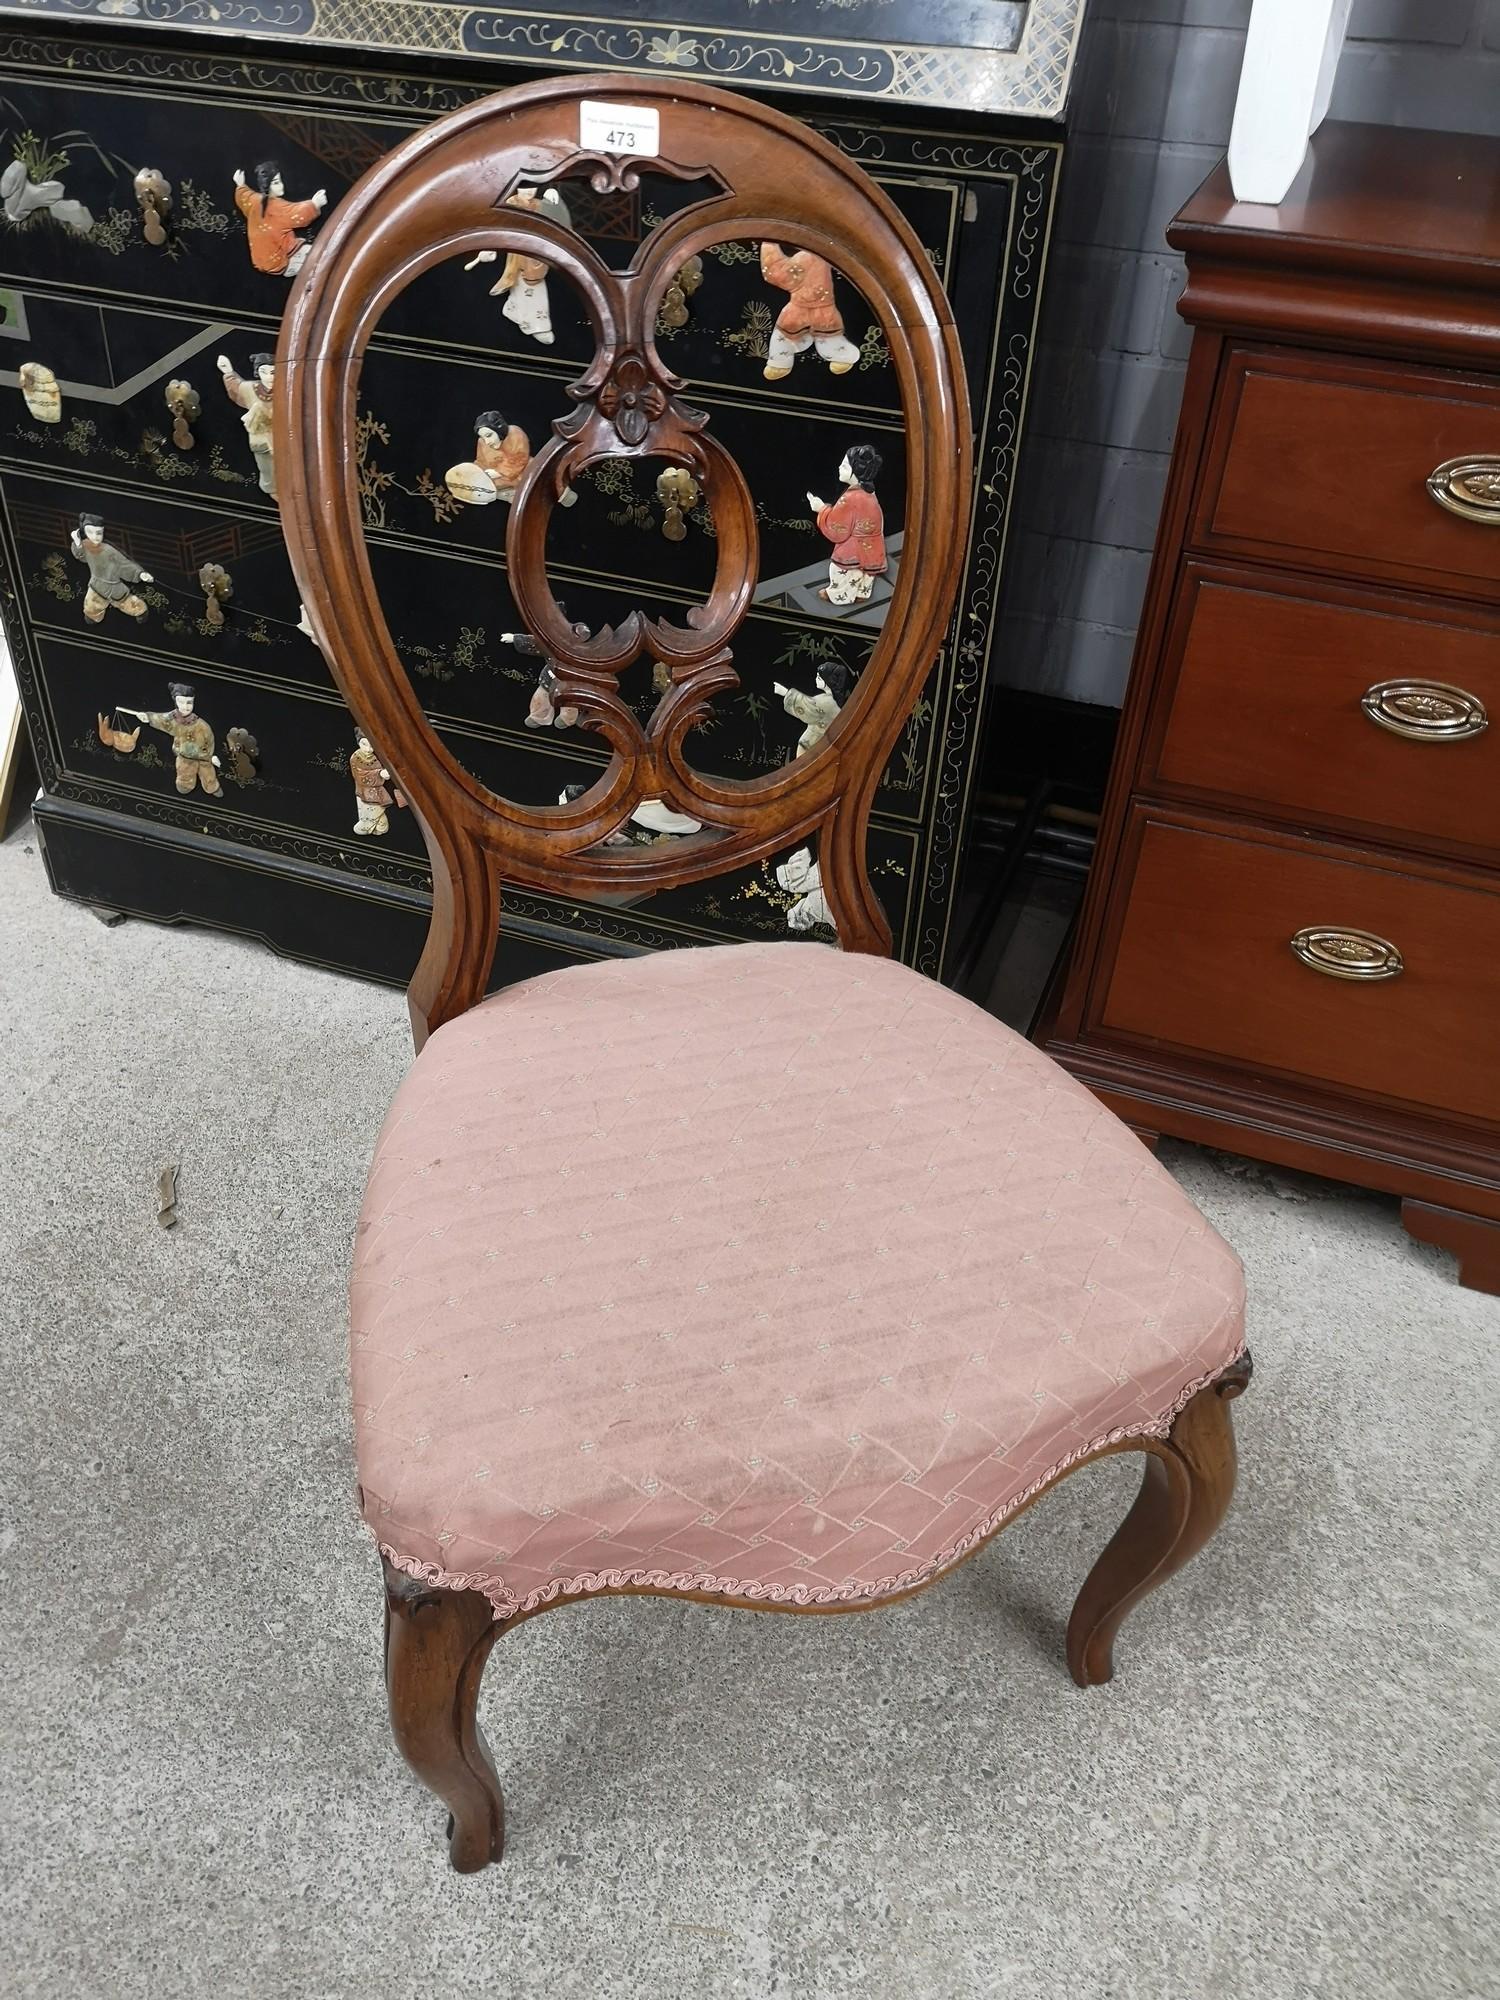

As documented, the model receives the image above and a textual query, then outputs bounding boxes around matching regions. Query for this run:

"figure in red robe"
[808,444,888,606]
[231,161,327,278]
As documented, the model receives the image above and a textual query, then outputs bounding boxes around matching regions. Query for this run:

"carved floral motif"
[597,353,667,445]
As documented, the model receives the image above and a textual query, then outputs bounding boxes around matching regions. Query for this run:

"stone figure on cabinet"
[232,161,327,278]
[773,658,850,757]
[350,732,405,836]
[759,243,860,382]
[445,410,529,509]
[96,711,140,753]
[70,512,150,624]
[118,682,222,797]
[216,352,276,497]
[776,846,835,933]
[808,446,887,606]
[0,157,92,233]
[557,784,701,844]
[445,411,578,511]
[465,186,572,347]
[501,621,585,731]
[19,361,60,424]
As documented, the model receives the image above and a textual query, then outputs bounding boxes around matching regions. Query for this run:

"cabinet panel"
[0,26,1060,984]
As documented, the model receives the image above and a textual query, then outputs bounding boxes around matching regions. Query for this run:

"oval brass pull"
[1361,678,1488,742]
[1290,926,1403,982]
[1426,456,1500,524]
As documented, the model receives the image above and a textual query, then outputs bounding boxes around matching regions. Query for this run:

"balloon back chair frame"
[277,74,1252,1874]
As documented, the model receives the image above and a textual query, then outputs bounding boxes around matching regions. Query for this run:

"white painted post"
[1227,0,1352,205]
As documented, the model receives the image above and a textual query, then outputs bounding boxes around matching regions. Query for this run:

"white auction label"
[579,99,660,156]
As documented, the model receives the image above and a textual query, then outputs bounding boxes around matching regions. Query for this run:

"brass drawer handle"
[1426,456,1500,524]
[1361,678,1488,742]
[1290,926,1404,982]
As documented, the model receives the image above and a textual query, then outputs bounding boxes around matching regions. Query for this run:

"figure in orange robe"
[808,445,888,606]
[232,161,327,277]
[463,186,573,346]
[759,242,861,381]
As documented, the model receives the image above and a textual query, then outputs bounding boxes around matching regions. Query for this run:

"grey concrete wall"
[998,0,1500,707]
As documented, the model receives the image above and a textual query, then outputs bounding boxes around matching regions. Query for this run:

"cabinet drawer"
[1195,349,1500,598]
[1150,568,1500,856]
[1097,815,1500,1127]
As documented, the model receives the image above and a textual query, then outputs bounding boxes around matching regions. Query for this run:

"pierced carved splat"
[277,75,971,1045]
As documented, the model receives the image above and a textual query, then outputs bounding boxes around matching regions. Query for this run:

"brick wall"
[998,0,1500,707]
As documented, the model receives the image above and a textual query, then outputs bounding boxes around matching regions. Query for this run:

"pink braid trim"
[373,1343,1248,1623]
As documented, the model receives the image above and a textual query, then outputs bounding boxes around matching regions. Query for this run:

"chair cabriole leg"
[382,1558,507,1871]
[1065,1352,1252,1688]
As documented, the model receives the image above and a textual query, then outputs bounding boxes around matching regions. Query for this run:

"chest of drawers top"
[1168,120,1500,364]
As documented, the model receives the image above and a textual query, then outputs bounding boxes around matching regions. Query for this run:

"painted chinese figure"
[70,512,150,625]
[119,682,222,797]
[217,352,276,496]
[808,446,887,606]
[774,659,850,757]
[759,243,860,382]
[466,186,572,346]
[349,732,404,836]
[231,161,327,278]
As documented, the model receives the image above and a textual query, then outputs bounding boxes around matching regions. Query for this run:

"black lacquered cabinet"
[0,6,1077,987]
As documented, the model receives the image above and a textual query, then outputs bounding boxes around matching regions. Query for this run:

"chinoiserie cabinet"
[1042,122,1500,1293]
[0,5,1082,989]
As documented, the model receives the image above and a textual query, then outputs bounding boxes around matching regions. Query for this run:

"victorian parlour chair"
[277,75,1251,1874]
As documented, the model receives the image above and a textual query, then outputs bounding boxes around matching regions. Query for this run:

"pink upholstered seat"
[354,943,1245,1620]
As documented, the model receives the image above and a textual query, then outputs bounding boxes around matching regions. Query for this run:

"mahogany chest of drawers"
[1042,122,1500,1293]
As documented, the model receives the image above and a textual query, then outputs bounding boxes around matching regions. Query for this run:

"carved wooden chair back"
[277,75,971,1042]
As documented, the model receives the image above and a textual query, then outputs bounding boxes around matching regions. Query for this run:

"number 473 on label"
[579,100,661,156]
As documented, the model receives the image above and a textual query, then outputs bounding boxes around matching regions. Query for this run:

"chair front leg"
[1066,1352,1253,1687]
[382,1558,508,1871]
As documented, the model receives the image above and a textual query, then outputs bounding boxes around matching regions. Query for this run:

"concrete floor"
[2,816,1496,2000]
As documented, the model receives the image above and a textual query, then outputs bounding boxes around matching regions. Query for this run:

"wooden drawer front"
[1151,570,1500,855]
[1098,816,1500,1127]
[1197,350,1500,597]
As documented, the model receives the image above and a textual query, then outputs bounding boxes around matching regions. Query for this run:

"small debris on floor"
[1201,1149,1384,1207]
[156,1164,179,1229]
[89,906,126,927]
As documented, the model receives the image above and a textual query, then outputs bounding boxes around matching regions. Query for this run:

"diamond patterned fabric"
[353,943,1244,1618]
